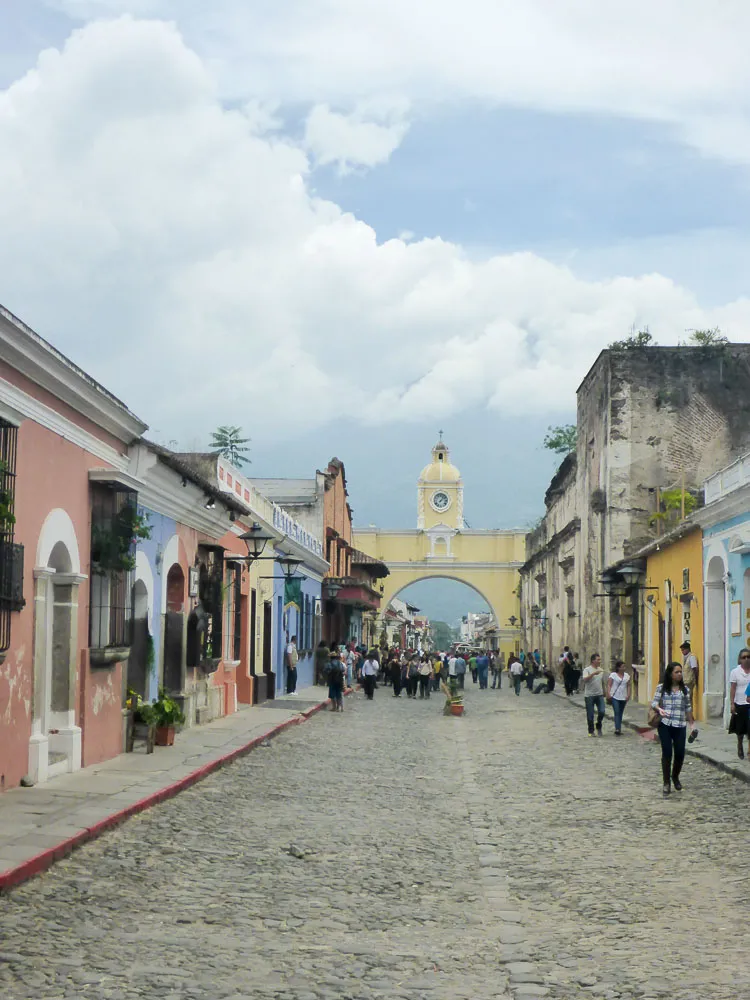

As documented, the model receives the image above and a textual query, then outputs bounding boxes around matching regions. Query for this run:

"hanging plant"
[0,459,15,536]
[91,504,152,574]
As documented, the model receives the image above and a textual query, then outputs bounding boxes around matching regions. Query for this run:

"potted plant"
[441,678,464,717]
[0,459,15,537]
[125,689,155,753]
[91,504,152,575]
[151,687,185,746]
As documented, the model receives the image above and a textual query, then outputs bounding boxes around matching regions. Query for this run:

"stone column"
[28,568,53,784]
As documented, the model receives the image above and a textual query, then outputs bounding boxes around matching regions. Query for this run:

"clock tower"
[417,435,464,531]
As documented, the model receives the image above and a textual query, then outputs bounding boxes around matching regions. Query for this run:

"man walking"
[582,653,605,736]
[455,653,467,689]
[680,641,699,706]
[285,635,299,695]
[510,656,524,696]
[361,652,378,700]
[476,650,490,689]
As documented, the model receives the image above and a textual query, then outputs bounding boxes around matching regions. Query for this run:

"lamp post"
[240,522,274,562]
[275,554,303,580]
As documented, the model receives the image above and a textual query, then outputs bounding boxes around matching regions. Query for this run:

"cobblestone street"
[1,685,748,1000]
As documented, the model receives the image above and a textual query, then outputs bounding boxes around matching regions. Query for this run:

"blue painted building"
[696,454,750,721]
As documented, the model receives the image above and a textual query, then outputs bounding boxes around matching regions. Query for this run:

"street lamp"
[507,615,518,627]
[276,554,303,580]
[240,522,275,562]
[325,579,343,599]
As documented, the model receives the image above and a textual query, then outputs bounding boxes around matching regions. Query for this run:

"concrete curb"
[0,695,334,894]
[553,690,750,786]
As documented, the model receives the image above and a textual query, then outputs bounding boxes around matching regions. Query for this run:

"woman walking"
[361,652,378,700]
[406,655,420,698]
[389,652,403,697]
[327,651,345,712]
[607,660,631,736]
[729,648,750,758]
[651,662,695,795]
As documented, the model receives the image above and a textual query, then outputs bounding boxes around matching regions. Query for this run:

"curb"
[554,690,750,785]
[0,695,334,894]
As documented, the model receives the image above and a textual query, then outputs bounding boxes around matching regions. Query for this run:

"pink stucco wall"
[0,414,122,788]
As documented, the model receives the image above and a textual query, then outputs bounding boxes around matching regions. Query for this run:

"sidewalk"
[554,688,750,784]
[0,686,333,892]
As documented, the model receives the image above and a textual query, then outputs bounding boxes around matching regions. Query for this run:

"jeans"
[457,673,465,689]
[585,694,605,732]
[612,698,627,732]
[363,675,375,700]
[658,723,686,781]
[477,666,488,689]
[491,670,501,689]
[286,666,297,694]
[513,676,522,696]
[419,675,431,698]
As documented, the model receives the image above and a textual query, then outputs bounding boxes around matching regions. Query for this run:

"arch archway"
[163,562,187,695]
[30,509,86,783]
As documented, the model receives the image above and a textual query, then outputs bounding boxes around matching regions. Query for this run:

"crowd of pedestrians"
[313,636,750,798]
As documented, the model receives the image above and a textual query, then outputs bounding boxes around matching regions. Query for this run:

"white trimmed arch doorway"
[29,509,87,783]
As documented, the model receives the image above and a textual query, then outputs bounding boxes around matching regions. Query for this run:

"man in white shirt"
[581,653,605,737]
[285,636,298,695]
[448,655,457,678]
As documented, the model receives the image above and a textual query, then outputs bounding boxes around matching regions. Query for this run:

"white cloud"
[41,0,750,166]
[303,102,409,173]
[1,17,749,447]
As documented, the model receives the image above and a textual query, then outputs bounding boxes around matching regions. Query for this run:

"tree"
[609,327,656,351]
[543,424,576,456]
[210,426,251,467]
[687,327,728,347]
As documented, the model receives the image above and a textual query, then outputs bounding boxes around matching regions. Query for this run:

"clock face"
[431,490,451,512]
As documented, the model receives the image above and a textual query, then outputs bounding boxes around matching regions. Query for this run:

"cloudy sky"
[2,3,750,610]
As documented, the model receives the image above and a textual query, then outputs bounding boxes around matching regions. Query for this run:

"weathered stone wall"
[523,344,750,670]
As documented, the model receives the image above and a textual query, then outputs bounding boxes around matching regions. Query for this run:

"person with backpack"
[406,655,420,698]
[651,661,696,796]
[327,651,345,712]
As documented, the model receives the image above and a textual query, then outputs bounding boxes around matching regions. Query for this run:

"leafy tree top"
[543,424,576,456]
[210,425,251,467]
[687,327,728,347]
[609,327,656,351]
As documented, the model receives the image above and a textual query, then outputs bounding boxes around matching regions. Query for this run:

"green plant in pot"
[151,687,185,746]
[440,678,464,717]
[91,504,152,575]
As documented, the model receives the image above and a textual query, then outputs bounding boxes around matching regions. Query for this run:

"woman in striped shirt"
[652,662,696,796]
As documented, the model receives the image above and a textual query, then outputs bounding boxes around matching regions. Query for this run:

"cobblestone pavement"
[1,683,748,1000]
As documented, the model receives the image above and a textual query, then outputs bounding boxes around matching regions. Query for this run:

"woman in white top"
[728,647,750,759]
[607,660,631,736]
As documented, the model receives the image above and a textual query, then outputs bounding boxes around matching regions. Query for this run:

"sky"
[3,2,750,619]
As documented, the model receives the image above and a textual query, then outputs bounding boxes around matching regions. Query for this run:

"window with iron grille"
[0,419,22,654]
[223,562,242,662]
[198,546,224,664]
[89,485,136,652]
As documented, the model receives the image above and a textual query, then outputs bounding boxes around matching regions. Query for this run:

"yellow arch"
[353,527,526,656]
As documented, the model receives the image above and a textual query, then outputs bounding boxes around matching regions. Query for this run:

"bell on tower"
[417,433,464,531]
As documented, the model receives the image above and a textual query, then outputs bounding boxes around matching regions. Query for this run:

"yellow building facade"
[643,525,704,719]
[353,438,526,656]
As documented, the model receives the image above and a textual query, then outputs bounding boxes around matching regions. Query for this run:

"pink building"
[0,305,147,788]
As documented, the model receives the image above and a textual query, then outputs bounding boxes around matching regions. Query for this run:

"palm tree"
[210,426,251,467]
